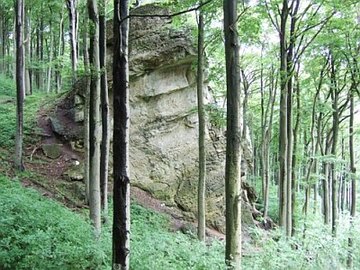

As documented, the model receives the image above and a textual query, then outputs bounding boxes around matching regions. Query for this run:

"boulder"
[49,117,67,137]
[42,144,62,159]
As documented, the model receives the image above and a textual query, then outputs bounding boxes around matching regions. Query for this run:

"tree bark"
[24,7,31,95]
[224,0,242,268]
[83,12,90,204]
[15,0,25,171]
[347,62,357,268]
[330,52,339,237]
[67,0,78,83]
[291,70,300,236]
[46,23,53,93]
[56,11,64,93]
[112,0,130,269]
[262,65,276,218]
[88,0,102,237]
[197,3,206,242]
[99,0,109,220]
[278,0,289,230]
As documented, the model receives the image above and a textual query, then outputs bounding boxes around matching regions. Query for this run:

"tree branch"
[264,0,280,33]
[293,11,335,63]
[120,0,213,23]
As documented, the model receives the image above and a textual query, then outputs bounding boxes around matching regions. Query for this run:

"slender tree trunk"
[323,160,330,224]
[197,3,206,242]
[318,110,330,224]
[99,0,109,220]
[39,15,44,89]
[260,61,265,202]
[112,0,130,269]
[83,12,90,204]
[347,74,357,268]
[330,53,339,237]
[35,20,40,89]
[88,0,102,237]
[224,0,242,268]
[67,0,78,83]
[13,19,17,80]
[15,0,25,171]
[46,24,53,93]
[5,18,12,77]
[24,7,31,95]
[262,65,276,218]
[56,11,64,93]
[278,0,289,230]
[291,70,300,236]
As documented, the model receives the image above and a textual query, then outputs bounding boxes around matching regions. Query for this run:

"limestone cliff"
[68,4,255,232]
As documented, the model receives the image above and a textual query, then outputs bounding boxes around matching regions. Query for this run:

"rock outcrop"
[63,4,255,232]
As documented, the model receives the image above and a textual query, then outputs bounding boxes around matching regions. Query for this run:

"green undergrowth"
[1,175,359,270]
[0,176,226,270]
[0,75,57,149]
[0,176,107,269]
[243,213,360,270]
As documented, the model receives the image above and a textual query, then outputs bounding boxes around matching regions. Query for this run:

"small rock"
[63,163,84,182]
[179,223,197,237]
[74,95,83,105]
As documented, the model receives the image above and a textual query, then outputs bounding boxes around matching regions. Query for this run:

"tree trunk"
[112,0,130,269]
[330,53,339,237]
[323,160,330,224]
[39,15,44,89]
[224,0,242,268]
[347,69,357,268]
[88,0,102,237]
[291,70,300,236]
[197,3,206,242]
[35,20,40,89]
[67,0,78,83]
[99,0,109,220]
[46,23,53,93]
[56,11,64,93]
[278,0,289,230]
[24,7,31,95]
[83,12,90,204]
[262,65,276,218]
[15,0,25,171]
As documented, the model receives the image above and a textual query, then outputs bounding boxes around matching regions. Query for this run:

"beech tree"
[196,1,206,242]
[99,0,110,220]
[112,0,130,268]
[223,0,242,268]
[14,0,25,171]
[88,0,102,237]
[66,0,78,82]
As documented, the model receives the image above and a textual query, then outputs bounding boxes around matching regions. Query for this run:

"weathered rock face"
[71,4,254,231]
[123,5,228,230]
